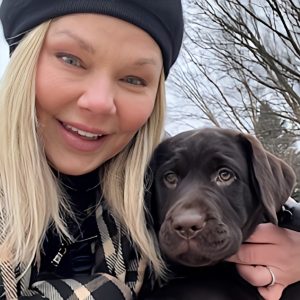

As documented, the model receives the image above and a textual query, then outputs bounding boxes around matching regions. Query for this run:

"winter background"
[1,1,300,198]
[0,22,7,79]
[0,0,299,147]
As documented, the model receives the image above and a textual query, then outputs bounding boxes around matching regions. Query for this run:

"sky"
[0,0,7,76]
[0,23,8,78]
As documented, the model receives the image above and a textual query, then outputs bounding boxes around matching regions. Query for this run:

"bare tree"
[169,0,300,136]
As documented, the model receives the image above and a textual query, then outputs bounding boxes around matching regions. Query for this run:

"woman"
[1,2,300,300]
[0,1,183,299]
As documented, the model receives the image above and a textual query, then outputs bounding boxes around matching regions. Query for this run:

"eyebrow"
[133,58,158,67]
[52,29,159,67]
[53,30,95,54]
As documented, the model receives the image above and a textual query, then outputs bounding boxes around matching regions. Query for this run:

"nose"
[77,76,116,114]
[172,211,206,240]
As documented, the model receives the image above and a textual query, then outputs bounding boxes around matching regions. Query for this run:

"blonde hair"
[0,21,166,276]
[101,73,166,275]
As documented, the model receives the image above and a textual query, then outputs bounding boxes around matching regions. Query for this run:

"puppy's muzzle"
[172,210,206,239]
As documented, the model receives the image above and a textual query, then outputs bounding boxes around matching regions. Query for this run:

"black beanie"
[0,0,184,77]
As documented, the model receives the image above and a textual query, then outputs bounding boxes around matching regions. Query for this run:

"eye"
[163,171,179,190]
[215,168,236,185]
[122,76,146,86]
[56,53,82,68]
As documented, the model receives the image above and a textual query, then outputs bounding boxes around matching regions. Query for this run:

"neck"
[52,167,101,192]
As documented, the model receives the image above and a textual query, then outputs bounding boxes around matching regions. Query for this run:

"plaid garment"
[0,202,150,300]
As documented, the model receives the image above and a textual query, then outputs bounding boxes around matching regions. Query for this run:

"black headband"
[0,0,184,77]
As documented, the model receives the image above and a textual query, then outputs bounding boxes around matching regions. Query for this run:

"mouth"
[61,121,104,141]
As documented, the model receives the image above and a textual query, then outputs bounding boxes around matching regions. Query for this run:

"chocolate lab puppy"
[141,127,300,300]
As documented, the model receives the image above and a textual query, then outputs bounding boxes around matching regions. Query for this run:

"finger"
[226,243,279,265]
[258,283,285,300]
[235,264,276,287]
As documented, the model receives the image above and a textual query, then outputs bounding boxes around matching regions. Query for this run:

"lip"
[61,121,106,135]
[57,119,108,152]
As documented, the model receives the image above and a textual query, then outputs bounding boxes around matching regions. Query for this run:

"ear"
[145,137,173,231]
[238,133,296,224]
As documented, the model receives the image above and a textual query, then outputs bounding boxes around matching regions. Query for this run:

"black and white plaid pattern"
[0,203,149,299]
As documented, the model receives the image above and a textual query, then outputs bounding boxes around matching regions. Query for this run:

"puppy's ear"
[145,138,173,230]
[239,133,296,224]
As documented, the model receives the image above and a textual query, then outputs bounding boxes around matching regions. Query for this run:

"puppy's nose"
[172,213,206,239]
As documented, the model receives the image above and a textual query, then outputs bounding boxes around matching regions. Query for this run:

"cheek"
[35,52,68,113]
[35,58,56,111]
[118,96,156,131]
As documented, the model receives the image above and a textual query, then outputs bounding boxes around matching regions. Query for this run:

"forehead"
[46,13,162,60]
[161,129,249,172]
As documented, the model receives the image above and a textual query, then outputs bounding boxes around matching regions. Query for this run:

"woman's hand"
[226,223,300,300]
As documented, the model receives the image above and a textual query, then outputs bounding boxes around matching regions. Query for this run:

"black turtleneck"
[38,168,101,280]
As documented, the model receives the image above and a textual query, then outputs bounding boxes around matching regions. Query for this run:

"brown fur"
[142,127,300,300]
[149,127,296,266]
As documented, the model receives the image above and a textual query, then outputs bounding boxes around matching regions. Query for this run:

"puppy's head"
[148,128,295,267]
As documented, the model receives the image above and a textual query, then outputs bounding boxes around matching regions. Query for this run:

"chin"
[48,159,101,175]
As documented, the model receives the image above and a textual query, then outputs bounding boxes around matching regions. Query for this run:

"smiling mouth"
[61,122,104,141]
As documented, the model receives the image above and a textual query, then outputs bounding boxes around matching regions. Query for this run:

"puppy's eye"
[218,169,232,181]
[215,168,236,185]
[163,171,179,189]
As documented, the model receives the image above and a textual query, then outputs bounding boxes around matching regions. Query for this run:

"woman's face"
[36,14,163,175]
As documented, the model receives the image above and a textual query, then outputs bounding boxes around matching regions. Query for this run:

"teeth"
[65,124,102,139]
